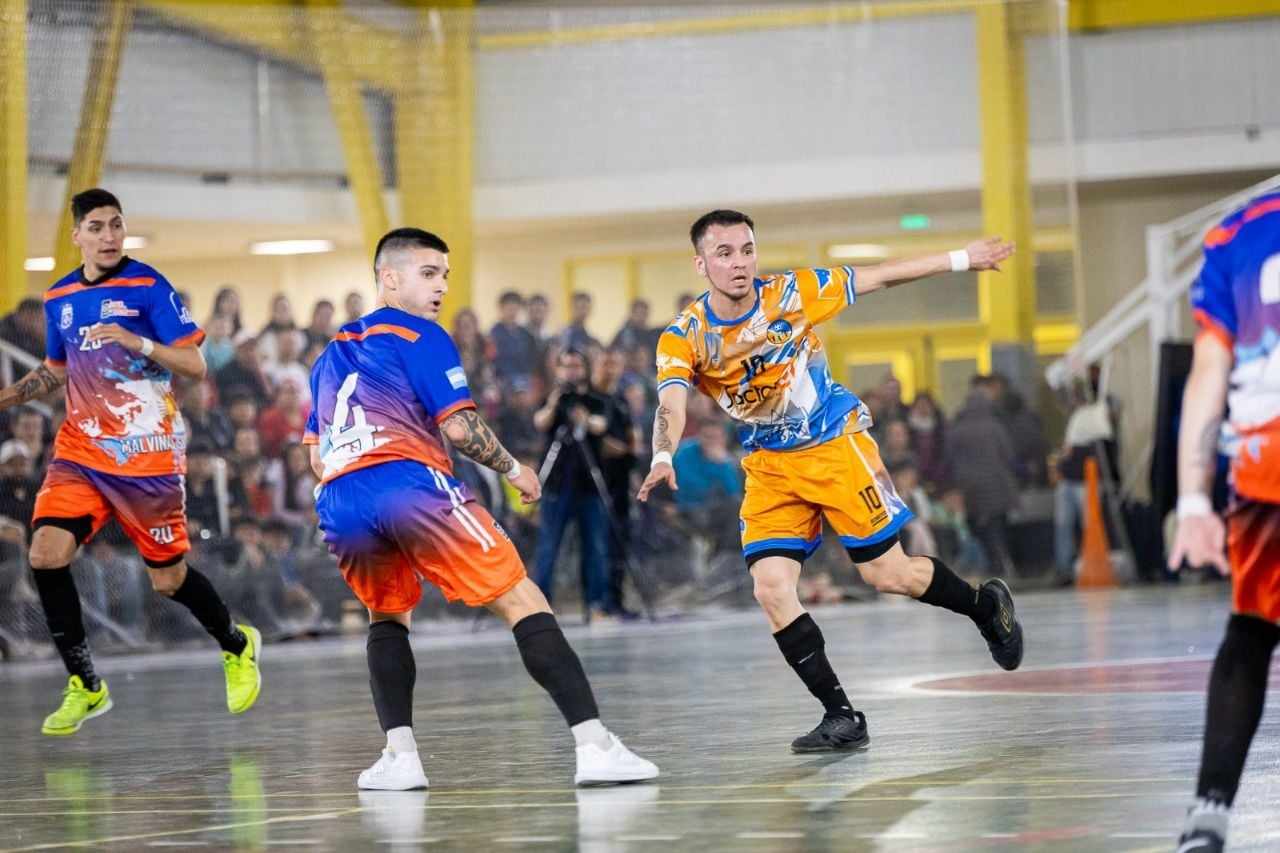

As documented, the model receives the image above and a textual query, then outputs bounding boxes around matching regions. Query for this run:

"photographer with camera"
[531,349,614,619]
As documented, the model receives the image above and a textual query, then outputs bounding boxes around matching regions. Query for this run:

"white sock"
[571,719,611,750]
[386,726,417,755]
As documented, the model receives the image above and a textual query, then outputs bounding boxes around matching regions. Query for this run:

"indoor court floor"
[2,585,1277,852]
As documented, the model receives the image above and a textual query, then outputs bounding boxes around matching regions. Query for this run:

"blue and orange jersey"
[43,257,203,477]
[304,307,474,484]
[656,267,870,452]
[1190,190,1280,503]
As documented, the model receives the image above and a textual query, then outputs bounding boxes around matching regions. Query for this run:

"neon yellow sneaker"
[223,624,263,715]
[42,675,112,736]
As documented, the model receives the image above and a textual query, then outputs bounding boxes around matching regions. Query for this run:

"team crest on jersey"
[59,303,73,330]
[100,298,139,320]
[766,319,794,345]
[169,291,193,324]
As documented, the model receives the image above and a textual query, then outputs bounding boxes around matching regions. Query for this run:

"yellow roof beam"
[1069,0,1280,31]
[0,0,27,311]
[139,0,409,93]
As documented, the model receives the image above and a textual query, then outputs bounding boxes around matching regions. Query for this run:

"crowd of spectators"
[0,281,1082,656]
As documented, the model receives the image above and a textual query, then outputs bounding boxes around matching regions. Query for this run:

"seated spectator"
[0,438,40,543]
[0,297,47,360]
[216,335,271,408]
[181,381,234,452]
[7,406,47,473]
[257,293,298,365]
[238,455,277,520]
[880,420,914,470]
[490,291,537,386]
[276,442,318,528]
[258,379,308,458]
[261,519,322,627]
[265,329,310,403]
[559,291,601,353]
[343,290,365,325]
[226,392,259,434]
[907,392,948,489]
[304,299,335,351]
[931,487,988,575]
[672,421,742,510]
[889,460,938,557]
[494,377,543,462]
[611,298,659,357]
[200,315,236,375]
[207,285,243,337]
[186,439,231,538]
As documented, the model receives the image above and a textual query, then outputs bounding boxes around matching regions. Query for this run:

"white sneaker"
[357,749,429,791]
[574,733,659,786]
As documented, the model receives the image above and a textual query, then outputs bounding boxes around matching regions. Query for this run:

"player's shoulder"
[117,257,166,282]
[43,268,82,302]
[1206,191,1280,250]
[337,307,449,347]
[661,293,710,341]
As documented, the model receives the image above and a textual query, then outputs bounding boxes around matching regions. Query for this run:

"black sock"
[513,612,600,727]
[368,620,415,732]
[167,566,247,655]
[32,566,100,691]
[1196,614,1279,806]
[773,613,855,720]
[917,557,995,623]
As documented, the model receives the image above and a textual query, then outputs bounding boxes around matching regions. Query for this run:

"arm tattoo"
[441,408,514,473]
[654,405,674,454]
[9,364,64,404]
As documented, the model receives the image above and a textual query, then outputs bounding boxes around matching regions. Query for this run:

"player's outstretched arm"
[0,361,66,412]
[1168,333,1233,575]
[86,323,207,380]
[637,383,687,502]
[853,237,1015,296]
[440,407,542,504]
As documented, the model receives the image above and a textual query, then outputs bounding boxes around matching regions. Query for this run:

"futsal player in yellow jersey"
[639,210,1024,752]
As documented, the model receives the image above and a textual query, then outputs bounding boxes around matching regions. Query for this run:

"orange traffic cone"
[1077,457,1117,588]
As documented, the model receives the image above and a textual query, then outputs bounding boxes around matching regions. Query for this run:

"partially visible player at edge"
[1168,190,1280,853]
[0,188,261,736]
[638,210,1024,752]
[305,227,657,790]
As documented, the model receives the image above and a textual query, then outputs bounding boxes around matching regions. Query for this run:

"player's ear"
[693,254,707,279]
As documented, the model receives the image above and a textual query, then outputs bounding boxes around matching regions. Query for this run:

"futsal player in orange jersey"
[639,210,1023,752]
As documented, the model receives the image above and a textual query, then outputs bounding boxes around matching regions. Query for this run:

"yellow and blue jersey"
[655,266,870,452]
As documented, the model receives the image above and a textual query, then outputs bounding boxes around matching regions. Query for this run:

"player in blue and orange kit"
[0,188,261,736]
[306,228,657,790]
[1170,191,1280,853]
[638,210,1024,753]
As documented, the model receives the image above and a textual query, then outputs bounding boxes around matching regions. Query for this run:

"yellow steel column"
[975,0,1036,384]
[396,4,474,325]
[305,0,388,258]
[53,0,132,272]
[0,0,27,311]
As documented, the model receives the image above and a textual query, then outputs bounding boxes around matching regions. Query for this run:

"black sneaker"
[1175,829,1224,853]
[977,579,1023,671]
[790,712,869,754]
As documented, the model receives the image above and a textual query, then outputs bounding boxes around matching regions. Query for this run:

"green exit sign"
[899,213,931,231]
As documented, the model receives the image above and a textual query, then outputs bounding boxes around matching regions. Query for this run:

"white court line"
[493,838,563,844]
[736,832,804,839]
[615,837,683,843]
[856,833,927,840]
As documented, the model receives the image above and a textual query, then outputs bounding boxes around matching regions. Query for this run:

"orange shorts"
[33,459,190,566]
[315,460,526,613]
[1228,500,1280,623]
[740,427,913,563]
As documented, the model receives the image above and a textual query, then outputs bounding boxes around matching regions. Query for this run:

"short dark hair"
[16,297,41,314]
[373,227,449,273]
[528,293,549,306]
[313,299,334,313]
[71,188,122,226]
[571,291,591,303]
[690,209,754,250]
[499,290,524,307]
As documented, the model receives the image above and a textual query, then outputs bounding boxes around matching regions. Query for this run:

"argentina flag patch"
[446,366,468,389]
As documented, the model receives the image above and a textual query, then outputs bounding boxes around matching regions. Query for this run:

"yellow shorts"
[739,428,912,563]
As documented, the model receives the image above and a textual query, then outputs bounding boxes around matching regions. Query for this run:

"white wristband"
[139,337,155,357]
[651,451,673,469]
[505,460,522,482]
[1176,494,1213,519]
[949,250,970,273]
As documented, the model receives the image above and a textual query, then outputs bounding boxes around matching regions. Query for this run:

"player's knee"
[857,555,912,595]
[148,564,187,597]
[29,530,77,569]
[752,573,797,613]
